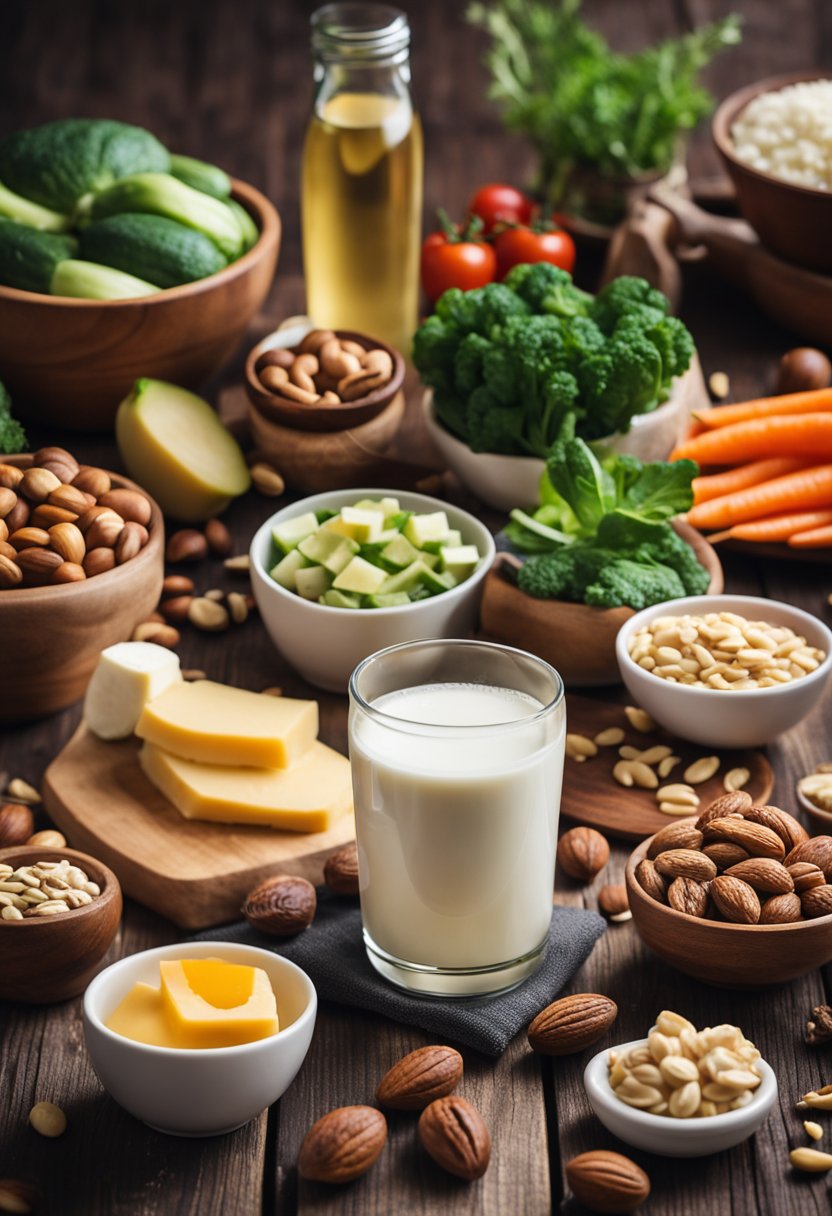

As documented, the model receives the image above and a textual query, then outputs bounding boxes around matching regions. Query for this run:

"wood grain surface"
[1,3,832,1215]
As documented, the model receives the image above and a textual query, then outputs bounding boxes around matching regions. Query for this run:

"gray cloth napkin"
[195,891,605,1057]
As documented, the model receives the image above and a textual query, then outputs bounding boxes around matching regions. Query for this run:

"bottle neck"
[313,59,412,116]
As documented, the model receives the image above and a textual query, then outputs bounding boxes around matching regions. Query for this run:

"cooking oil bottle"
[302,4,423,355]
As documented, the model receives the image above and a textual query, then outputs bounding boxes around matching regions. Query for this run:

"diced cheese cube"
[159,960,279,1048]
[84,642,182,741]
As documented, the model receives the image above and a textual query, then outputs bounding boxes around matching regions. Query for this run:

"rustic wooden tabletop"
[1,2,831,1213]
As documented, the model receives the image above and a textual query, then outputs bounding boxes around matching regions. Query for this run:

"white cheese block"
[84,642,182,741]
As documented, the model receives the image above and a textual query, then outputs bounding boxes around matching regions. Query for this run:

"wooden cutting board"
[42,726,355,931]
[562,694,773,840]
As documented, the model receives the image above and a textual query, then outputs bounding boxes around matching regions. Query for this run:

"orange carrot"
[685,465,832,530]
[692,458,812,506]
[788,524,832,548]
[692,387,832,430]
[721,510,832,543]
[671,415,832,466]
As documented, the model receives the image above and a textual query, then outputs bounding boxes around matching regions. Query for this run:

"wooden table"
[2,2,832,1213]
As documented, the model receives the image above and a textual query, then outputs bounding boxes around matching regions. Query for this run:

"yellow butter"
[159,960,279,1048]
[135,680,318,768]
[140,739,353,833]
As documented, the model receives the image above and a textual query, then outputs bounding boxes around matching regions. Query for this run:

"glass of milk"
[348,639,566,997]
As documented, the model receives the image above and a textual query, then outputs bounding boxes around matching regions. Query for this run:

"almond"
[760,893,803,924]
[702,818,785,860]
[0,555,22,588]
[702,842,750,870]
[98,488,152,526]
[557,826,609,883]
[115,520,148,565]
[598,884,630,921]
[84,511,124,550]
[0,802,35,846]
[667,876,710,918]
[323,842,359,896]
[73,465,111,497]
[9,526,50,550]
[376,1045,463,1111]
[565,1150,650,1214]
[695,791,751,829]
[801,885,832,919]
[241,873,316,935]
[166,528,208,563]
[710,875,761,924]
[161,574,195,597]
[83,547,116,577]
[528,993,618,1056]
[785,837,832,882]
[0,463,23,489]
[52,562,86,584]
[48,522,85,565]
[4,497,29,533]
[16,546,62,585]
[646,821,703,858]
[788,862,826,893]
[75,504,112,535]
[635,857,667,903]
[723,857,793,894]
[0,1180,40,1214]
[0,486,17,517]
[418,1096,490,1180]
[298,1106,387,1183]
[48,484,96,515]
[204,518,233,556]
[159,595,193,624]
[34,445,79,483]
[20,466,60,503]
[654,849,717,882]
[744,805,808,851]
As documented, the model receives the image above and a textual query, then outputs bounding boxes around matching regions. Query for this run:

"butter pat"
[140,740,352,832]
[160,959,279,1048]
[84,642,182,741]
[135,680,318,768]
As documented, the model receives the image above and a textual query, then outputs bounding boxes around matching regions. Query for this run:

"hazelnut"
[0,803,35,846]
[242,873,316,935]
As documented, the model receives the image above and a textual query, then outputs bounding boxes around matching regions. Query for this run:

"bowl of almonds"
[0,845,122,1003]
[0,448,164,721]
[625,790,832,986]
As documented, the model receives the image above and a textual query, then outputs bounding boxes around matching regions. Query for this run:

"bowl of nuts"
[0,448,164,722]
[616,595,832,748]
[625,791,832,987]
[0,845,122,1003]
[245,323,405,434]
[584,1010,778,1156]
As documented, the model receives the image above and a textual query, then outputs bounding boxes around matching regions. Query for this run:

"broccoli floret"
[577,330,663,439]
[647,315,696,388]
[412,313,461,393]
[590,275,669,335]
[453,332,491,395]
[502,262,592,318]
[584,558,686,609]
[632,527,709,595]
[433,286,482,332]
[560,315,606,371]
[465,384,527,455]
[516,545,617,601]
[473,281,531,335]
[0,380,26,454]
[432,387,470,442]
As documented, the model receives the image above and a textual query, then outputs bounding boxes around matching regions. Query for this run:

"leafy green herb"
[0,379,26,454]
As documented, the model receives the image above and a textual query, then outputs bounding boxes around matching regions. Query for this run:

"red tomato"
[420,231,497,301]
[494,225,576,279]
[468,183,534,233]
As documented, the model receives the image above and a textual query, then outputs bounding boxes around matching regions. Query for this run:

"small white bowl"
[615,594,832,748]
[83,941,316,1137]
[584,1037,778,1157]
[250,487,496,692]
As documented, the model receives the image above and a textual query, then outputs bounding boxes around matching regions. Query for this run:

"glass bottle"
[302,4,423,356]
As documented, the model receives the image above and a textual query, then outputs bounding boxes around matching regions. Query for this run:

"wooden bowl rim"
[713,70,832,202]
[245,327,406,432]
[0,178,281,308]
[0,454,163,603]
[795,782,832,831]
[0,844,121,928]
[626,833,832,932]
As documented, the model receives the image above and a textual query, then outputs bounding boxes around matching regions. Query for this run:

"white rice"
[730,80,832,191]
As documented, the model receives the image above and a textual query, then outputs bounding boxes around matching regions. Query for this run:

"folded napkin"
[196,891,605,1057]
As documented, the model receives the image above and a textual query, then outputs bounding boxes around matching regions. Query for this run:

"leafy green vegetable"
[0,380,27,454]
[467,0,741,218]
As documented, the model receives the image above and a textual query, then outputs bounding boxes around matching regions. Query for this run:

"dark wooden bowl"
[0,845,122,1003]
[626,833,832,988]
[0,455,164,723]
[713,72,832,272]
[0,179,281,431]
[245,329,405,433]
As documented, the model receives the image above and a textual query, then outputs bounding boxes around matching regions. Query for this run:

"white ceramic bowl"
[83,941,316,1137]
[584,1037,778,1157]
[615,594,832,748]
[250,487,496,692]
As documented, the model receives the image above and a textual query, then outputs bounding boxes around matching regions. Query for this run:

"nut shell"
[646,821,703,858]
[800,885,832,919]
[694,791,751,829]
[785,837,832,882]
[565,1150,651,1214]
[242,873,316,936]
[557,826,609,883]
[528,993,618,1056]
[654,849,717,882]
[635,858,667,903]
[723,858,793,894]
[323,842,359,896]
[0,802,35,847]
[376,1045,463,1111]
[667,876,710,918]
[760,893,803,924]
[702,818,785,861]
[298,1105,387,1183]
[418,1096,491,1180]
[710,875,761,924]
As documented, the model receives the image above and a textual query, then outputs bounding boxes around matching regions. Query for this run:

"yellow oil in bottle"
[302,91,423,355]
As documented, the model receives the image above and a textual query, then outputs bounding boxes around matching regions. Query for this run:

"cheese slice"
[135,680,318,768]
[159,959,279,1048]
[106,981,185,1048]
[84,642,182,741]
[140,740,353,832]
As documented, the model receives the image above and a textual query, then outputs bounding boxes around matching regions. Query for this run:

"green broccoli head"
[472,281,531,335]
[632,527,710,596]
[502,262,592,318]
[583,558,687,609]
[516,545,617,601]
[465,384,527,455]
[433,286,482,332]
[577,330,663,439]
[453,331,492,395]
[0,379,26,455]
[589,275,669,334]
[412,313,461,393]
[647,315,696,388]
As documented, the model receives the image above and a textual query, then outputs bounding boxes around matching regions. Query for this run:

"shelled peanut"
[0,448,152,589]
[634,791,832,924]
[255,329,395,407]
[0,857,100,920]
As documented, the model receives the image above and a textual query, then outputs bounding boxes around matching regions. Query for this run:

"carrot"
[719,510,832,543]
[692,387,832,430]
[670,414,832,466]
[788,524,832,549]
[685,465,832,530]
[692,458,813,506]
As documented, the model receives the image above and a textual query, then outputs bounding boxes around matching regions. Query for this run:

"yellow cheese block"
[140,739,353,833]
[107,981,185,1048]
[135,680,318,768]
[160,960,279,1048]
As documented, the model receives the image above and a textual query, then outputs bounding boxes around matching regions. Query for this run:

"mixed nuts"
[256,329,395,408]
[0,857,101,920]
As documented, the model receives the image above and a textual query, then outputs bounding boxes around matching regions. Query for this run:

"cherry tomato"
[467,183,534,234]
[494,224,576,279]
[420,230,497,302]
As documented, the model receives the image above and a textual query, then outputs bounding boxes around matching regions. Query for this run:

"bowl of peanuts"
[625,790,832,987]
[615,595,832,748]
[244,321,405,434]
[584,1010,778,1156]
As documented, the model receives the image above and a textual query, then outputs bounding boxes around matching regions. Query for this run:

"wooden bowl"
[479,522,723,687]
[0,455,164,722]
[0,179,281,431]
[248,390,406,493]
[625,833,832,988]
[713,72,832,273]
[0,845,122,1003]
[796,780,832,835]
[245,328,405,433]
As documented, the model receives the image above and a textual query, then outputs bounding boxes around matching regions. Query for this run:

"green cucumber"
[0,180,72,232]
[90,173,243,260]
[0,219,77,293]
[226,198,259,252]
[78,213,226,288]
[170,154,231,199]
[51,259,159,300]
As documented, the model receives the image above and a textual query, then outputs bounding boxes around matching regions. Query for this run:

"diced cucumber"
[340,506,384,543]
[272,512,319,554]
[422,529,462,554]
[295,565,333,601]
[420,551,439,570]
[351,498,387,515]
[315,508,338,524]
[387,511,411,532]
[321,589,362,609]
[380,497,400,518]
[378,560,433,596]
[404,511,450,548]
[364,592,411,608]
[333,556,388,594]
[439,544,480,580]
[380,534,420,570]
[419,565,458,593]
[298,530,359,574]
[270,548,309,590]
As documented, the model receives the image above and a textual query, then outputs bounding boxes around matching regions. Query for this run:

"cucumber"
[78,213,226,289]
[170,154,232,199]
[0,180,72,232]
[0,219,77,293]
[51,259,160,300]
[90,172,243,260]
[226,198,259,252]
